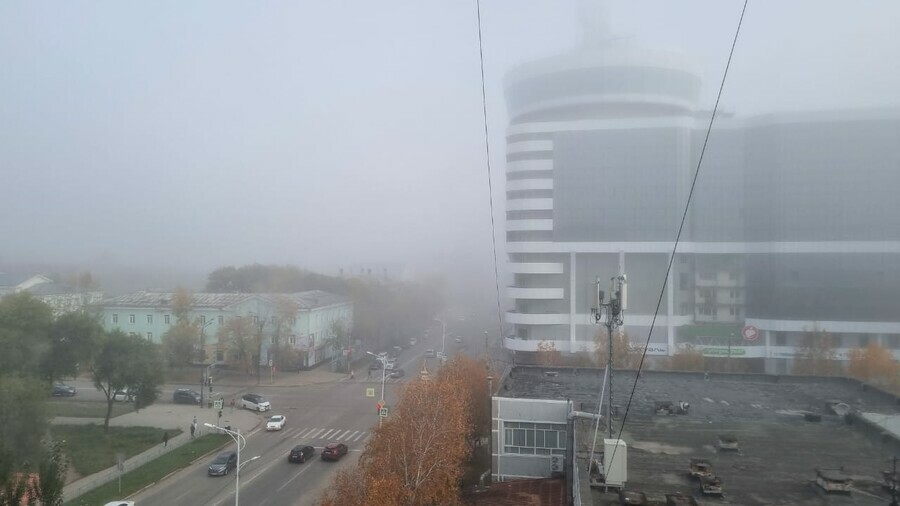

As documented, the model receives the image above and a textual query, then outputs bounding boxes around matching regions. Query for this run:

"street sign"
[366,387,375,398]
[379,407,389,417]
[741,325,759,342]
[116,452,125,472]
[213,399,224,409]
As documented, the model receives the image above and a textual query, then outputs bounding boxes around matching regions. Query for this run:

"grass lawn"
[51,425,183,476]
[65,433,229,506]
[46,400,134,419]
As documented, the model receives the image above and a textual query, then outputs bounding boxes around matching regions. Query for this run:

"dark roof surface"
[100,290,351,310]
[463,477,565,506]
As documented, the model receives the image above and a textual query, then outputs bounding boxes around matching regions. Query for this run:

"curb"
[126,417,263,500]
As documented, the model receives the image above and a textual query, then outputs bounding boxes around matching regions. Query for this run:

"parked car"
[389,368,405,378]
[266,415,286,431]
[113,388,135,402]
[241,393,271,412]
[321,442,348,461]
[103,502,135,506]
[173,388,201,405]
[384,359,396,370]
[425,349,436,358]
[454,336,463,344]
[52,383,77,397]
[207,451,237,476]
[408,337,417,346]
[288,445,315,463]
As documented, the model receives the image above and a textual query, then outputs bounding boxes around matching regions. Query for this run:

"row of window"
[503,421,567,456]
[111,313,301,326]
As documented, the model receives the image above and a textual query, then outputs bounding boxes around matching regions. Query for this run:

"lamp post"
[434,318,446,355]
[367,351,388,427]
[204,423,256,506]
[199,318,215,408]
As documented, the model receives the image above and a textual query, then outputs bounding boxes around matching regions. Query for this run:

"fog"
[1,1,899,291]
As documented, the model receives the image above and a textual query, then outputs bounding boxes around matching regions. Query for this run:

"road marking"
[173,489,192,504]
[309,428,325,438]
[321,429,336,439]
[345,430,360,441]
[293,427,313,439]
[335,430,351,441]
[276,460,316,493]
[353,432,367,442]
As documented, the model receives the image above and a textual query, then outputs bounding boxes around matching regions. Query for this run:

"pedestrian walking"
[230,398,235,413]
[190,422,196,439]
[163,431,169,447]
[350,369,355,380]
[192,415,197,425]
[367,368,371,380]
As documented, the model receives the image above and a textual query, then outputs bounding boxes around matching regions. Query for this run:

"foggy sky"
[1,1,898,283]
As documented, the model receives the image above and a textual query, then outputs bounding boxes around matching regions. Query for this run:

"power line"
[612,0,750,449]
[475,0,505,366]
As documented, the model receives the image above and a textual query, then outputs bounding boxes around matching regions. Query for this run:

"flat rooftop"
[501,367,900,505]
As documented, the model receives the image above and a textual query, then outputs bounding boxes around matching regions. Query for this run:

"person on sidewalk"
[350,369,355,380]
[190,422,196,439]
[163,431,169,447]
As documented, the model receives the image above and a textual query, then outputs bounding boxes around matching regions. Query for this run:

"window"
[271,336,277,344]
[775,332,787,346]
[859,335,870,347]
[288,335,297,345]
[218,315,224,325]
[129,314,135,324]
[112,314,118,324]
[699,271,715,281]
[128,332,137,337]
[253,315,259,324]
[289,317,296,326]
[679,272,688,290]
[729,307,735,316]
[503,421,567,456]
[147,314,153,324]
[200,315,206,325]
[146,332,153,340]
[165,314,170,324]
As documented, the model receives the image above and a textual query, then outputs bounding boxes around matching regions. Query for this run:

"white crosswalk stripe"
[287,427,369,442]
[321,429,337,439]
[335,430,352,441]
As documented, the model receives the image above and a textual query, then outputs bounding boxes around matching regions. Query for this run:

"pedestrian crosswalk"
[280,426,370,443]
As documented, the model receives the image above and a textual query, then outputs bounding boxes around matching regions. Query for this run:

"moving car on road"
[113,388,136,402]
[52,383,77,397]
[425,349,436,358]
[207,451,237,476]
[266,415,286,431]
[173,388,201,405]
[241,393,271,412]
[321,442,348,461]
[389,369,405,378]
[288,445,315,463]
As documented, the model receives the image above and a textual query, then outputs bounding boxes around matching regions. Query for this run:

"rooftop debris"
[717,433,739,452]
[815,468,852,494]
[688,459,713,479]
[700,475,724,497]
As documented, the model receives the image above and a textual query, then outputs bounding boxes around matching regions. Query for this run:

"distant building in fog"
[0,273,103,316]
[502,19,900,373]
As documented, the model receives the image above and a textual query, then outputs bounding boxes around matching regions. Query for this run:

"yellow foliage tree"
[536,340,562,366]
[792,329,842,376]
[847,343,900,390]
[668,345,706,372]
[594,330,642,369]
[320,356,481,505]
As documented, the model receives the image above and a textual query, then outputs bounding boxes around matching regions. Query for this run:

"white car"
[113,388,135,402]
[266,415,286,431]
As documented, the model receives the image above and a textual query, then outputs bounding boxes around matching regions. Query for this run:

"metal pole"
[606,322,613,439]
[235,428,240,506]
[441,319,446,355]
[380,356,386,428]
[892,456,898,506]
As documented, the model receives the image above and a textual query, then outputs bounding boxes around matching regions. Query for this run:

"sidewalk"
[214,364,347,388]
[59,404,261,502]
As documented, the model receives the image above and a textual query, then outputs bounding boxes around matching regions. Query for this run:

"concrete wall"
[492,396,569,481]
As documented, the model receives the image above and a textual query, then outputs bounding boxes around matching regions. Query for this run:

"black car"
[208,451,237,476]
[321,442,348,461]
[173,388,201,405]
[52,383,77,397]
[288,445,315,463]
[389,369,405,378]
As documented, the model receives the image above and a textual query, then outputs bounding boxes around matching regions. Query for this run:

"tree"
[41,311,104,386]
[320,357,477,506]
[171,287,192,324]
[793,329,842,376]
[0,293,54,376]
[161,321,199,368]
[668,345,706,372]
[218,317,256,376]
[536,340,562,366]
[594,330,643,369]
[91,331,165,432]
[0,375,49,481]
[33,439,67,506]
[847,343,900,389]
[325,319,351,371]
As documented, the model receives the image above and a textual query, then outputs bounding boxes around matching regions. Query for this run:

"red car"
[321,442,348,461]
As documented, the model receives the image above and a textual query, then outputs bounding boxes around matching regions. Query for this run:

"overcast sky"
[1,1,898,283]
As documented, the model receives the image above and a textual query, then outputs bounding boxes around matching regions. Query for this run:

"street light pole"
[366,351,388,427]
[434,318,446,355]
[204,423,248,506]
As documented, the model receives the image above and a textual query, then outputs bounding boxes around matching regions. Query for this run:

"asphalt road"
[131,331,448,506]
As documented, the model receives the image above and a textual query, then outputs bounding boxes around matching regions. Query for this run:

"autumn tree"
[161,321,198,368]
[320,355,480,506]
[792,329,842,376]
[536,340,562,366]
[218,317,256,376]
[847,343,900,390]
[594,330,643,369]
[668,345,706,372]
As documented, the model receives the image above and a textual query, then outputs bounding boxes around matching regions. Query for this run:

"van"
[241,393,271,412]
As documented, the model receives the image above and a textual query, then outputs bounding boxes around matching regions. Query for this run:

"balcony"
[506,219,554,232]
[507,287,565,300]
[506,140,553,155]
[507,262,565,274]
[505,311,569,325]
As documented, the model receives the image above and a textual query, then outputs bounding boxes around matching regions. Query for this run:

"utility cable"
[611,0,750,459]
[475,0,505,372]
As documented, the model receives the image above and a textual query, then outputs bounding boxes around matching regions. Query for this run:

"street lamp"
[367,351,388,427]
[204,423,253,506]
[434,318,446,355]
[198,318,216,409]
